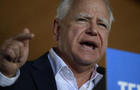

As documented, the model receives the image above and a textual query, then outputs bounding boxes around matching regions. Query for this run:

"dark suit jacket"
[0,52,106,90]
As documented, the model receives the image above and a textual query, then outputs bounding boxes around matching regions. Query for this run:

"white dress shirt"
[0,70,20,87]
[48,48,103,90]
[0,48,103,90]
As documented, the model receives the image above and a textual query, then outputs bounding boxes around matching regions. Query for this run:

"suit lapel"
[29,52,106,90]
[92,67,106,90]
[30,52,57,90]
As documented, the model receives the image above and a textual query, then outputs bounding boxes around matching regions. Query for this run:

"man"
[0,0,114,90]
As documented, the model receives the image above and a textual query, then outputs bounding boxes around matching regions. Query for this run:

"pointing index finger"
[13,28,35,41]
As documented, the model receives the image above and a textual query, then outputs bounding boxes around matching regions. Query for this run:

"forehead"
[68,0,109,20]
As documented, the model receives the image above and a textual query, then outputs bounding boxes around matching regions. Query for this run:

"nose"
[85,23,98,36]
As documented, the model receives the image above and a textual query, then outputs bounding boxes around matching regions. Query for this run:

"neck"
[54,47,96,88]
[69,63,95,88]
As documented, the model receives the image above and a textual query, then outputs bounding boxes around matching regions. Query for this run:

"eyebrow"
[74,13,109,28]
[74,13,92,19]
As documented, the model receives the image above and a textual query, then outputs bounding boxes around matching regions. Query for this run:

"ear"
[53,18,60,41]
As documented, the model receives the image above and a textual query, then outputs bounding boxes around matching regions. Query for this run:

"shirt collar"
[48,48,102,82]
[48,48,68,76]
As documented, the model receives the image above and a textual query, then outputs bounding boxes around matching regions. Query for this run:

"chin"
[73,55,99,66]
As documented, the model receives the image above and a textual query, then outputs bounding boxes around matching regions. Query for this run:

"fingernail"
[24,27,30,33]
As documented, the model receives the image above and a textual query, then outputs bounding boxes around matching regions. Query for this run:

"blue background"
[106,48,140,90]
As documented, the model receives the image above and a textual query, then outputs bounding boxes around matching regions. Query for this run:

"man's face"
[54,0,110,66]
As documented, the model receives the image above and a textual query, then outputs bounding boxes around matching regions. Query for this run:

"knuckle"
[4,48,15,60]
[6,48,14,55]
[10,40,23,48]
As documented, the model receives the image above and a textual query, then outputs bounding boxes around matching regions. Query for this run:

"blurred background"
[0,0,140,67]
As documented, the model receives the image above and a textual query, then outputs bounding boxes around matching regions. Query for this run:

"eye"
[98,23,107,29]
[76,18,88,22]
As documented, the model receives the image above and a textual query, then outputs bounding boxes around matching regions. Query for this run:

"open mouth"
[80,41,98,49]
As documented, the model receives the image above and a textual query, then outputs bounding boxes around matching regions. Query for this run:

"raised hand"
[0,28,34,77]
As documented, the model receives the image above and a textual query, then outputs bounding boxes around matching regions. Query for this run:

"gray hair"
[56,0,72,20]
[104,0,115,30]
[56,0,114,30]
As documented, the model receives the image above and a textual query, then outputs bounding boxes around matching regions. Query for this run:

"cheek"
[104,32,109,45]
[57,29,69,50]
[96,31,109,58]
[99,31,109,49]
[69,23,88,36]
[58,27,78,49]
[68,25,85,43]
